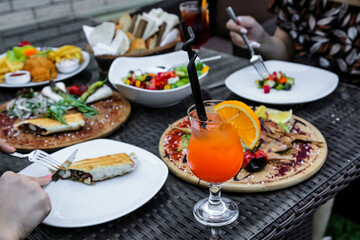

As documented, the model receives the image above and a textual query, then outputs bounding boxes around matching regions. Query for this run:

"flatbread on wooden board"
[0,91,131,152]
[159,114,328,192]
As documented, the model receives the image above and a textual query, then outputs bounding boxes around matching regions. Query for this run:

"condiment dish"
[5,70,31,85]
[56,58,80,73]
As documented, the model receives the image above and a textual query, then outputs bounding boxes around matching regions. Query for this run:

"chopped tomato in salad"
[256,71,294,93]
[122,62,209,90]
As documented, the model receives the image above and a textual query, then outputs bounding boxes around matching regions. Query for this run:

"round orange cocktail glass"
[187,112,243,183]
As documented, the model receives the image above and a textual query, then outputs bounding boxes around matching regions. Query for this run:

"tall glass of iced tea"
[186,100,243,226]
[179,0,210,49]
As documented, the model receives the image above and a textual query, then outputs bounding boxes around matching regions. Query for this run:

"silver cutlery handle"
[9,152,27,158]
[240,33,255,57]
[226,6,255,57]
[201,55,222,63]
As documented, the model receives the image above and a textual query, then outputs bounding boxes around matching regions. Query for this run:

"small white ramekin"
[56,59,80,74]
[5,70,31,85]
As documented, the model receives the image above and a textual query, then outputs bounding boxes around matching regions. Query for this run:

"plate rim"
[225,60,339,105]
[19,138,169,228]
[0,49,90,88]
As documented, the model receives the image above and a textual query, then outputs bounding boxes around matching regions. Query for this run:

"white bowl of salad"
[108,51,209,108]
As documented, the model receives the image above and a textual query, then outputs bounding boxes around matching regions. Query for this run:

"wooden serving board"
[0,91,131,152]
[159,114,328,192]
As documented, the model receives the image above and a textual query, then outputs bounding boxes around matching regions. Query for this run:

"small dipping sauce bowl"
[5,70,31,85]
[56,58,80,73]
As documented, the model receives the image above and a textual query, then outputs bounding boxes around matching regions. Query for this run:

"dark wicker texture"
[0,16,359,240]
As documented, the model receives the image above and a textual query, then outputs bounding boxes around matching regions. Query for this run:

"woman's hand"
[226,15,267,49]
[226,15,294,61]
[0,171,52,239]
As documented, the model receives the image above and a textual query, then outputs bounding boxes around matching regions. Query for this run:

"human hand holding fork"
[0,142,52,239]
[226,6,270,79]
[207,7,271,90]
[9,148,78,178]
[2,141,77,180]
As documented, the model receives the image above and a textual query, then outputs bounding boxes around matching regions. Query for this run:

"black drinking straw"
[181,25,207,121]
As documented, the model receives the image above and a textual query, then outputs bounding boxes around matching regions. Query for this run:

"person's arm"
[226,16,294,61]
[0,172,52,240]
[258,26,294,61]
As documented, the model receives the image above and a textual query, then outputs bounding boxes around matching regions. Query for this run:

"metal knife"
[51,149,78,181]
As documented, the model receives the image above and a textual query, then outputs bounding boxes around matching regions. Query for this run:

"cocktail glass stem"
[193,183,239,227]
[209,183,222,205]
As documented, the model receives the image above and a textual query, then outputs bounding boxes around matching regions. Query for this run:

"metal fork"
[151,55,222,73]
[10,150,62,171]
[226,6,270,79]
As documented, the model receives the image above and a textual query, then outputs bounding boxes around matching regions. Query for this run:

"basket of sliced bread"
[84,8,181,74]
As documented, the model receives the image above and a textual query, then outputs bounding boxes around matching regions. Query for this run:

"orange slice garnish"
[213,100,261,149]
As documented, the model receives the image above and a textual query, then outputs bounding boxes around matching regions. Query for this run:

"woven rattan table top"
[0,16,359,240]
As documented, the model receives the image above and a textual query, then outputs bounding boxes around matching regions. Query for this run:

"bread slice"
[146,34,158,50]
[125,32,135,43]
[14,113,85,135]
[129,14,138,33]
[116,13,132,32]
[141,13,160,40]
[127,38,146,53]
[134,18,148,38]
[58,152,137,185]
[159,13,179,42]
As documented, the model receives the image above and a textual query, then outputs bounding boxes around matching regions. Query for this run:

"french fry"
[0,56,6,64]
[65,48,81,55]
[48,45,83,63]
[0,56,24,82]
[5,60,14,72]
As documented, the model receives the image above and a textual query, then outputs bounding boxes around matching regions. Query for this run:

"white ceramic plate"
[108,51,208,108]
[0,50,90,88]
[19,139,168,228]
[225,60,339,105]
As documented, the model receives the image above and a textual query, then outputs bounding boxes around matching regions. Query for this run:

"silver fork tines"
[10,150,62,171]
[226,6,270,79]
[250,55,270,79]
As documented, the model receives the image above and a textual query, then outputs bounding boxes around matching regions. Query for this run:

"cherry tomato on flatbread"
[243,150,268,172]
[68,85,88,96]
[254,150,268,161]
